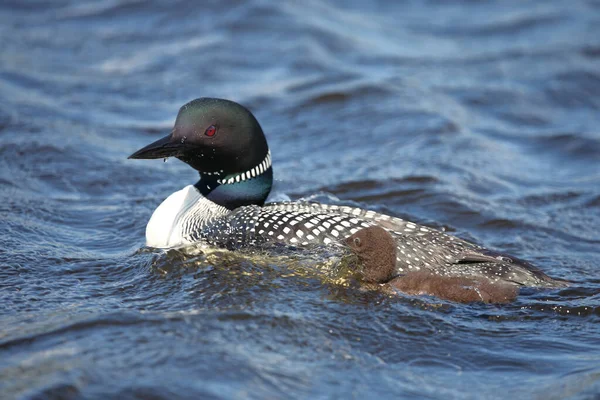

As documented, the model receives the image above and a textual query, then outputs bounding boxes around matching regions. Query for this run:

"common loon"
[130,98,564,289]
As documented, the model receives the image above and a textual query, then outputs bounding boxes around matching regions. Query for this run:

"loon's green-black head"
[129,98,272,209]
[129,98,268,175]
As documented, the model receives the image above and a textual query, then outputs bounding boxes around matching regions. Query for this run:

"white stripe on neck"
[217,150,271,185]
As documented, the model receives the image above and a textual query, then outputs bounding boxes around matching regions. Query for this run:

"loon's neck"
[194,151,273,210]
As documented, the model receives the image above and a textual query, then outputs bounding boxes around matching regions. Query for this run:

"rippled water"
[1,0,600,398]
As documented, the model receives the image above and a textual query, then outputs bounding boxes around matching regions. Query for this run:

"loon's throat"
[195,150,273,210]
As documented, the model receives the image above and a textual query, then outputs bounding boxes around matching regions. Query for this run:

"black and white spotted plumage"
[185,200,558,287]
[130,97,564,290]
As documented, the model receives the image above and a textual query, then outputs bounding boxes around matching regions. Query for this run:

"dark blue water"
[1,1,600,398]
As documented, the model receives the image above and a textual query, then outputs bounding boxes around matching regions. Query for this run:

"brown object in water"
[344,226,396,283]
[389,272,518,304]
[344,226,519,304]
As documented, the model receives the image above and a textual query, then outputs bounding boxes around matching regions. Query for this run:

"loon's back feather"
[186,200,560,287]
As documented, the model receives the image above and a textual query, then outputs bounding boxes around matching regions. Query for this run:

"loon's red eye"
[205,125,217,137]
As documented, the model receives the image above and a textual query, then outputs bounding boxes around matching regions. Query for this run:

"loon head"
[129,98,272,209]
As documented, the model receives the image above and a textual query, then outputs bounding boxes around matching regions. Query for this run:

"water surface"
[1,0,600,399]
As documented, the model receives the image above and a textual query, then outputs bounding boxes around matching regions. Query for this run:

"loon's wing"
[266,200,482,253]
[264,201,562,287]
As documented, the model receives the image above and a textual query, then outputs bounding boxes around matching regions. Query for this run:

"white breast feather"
[145,185,228,248]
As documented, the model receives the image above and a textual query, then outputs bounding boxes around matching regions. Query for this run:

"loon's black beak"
[128,133,185,159]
